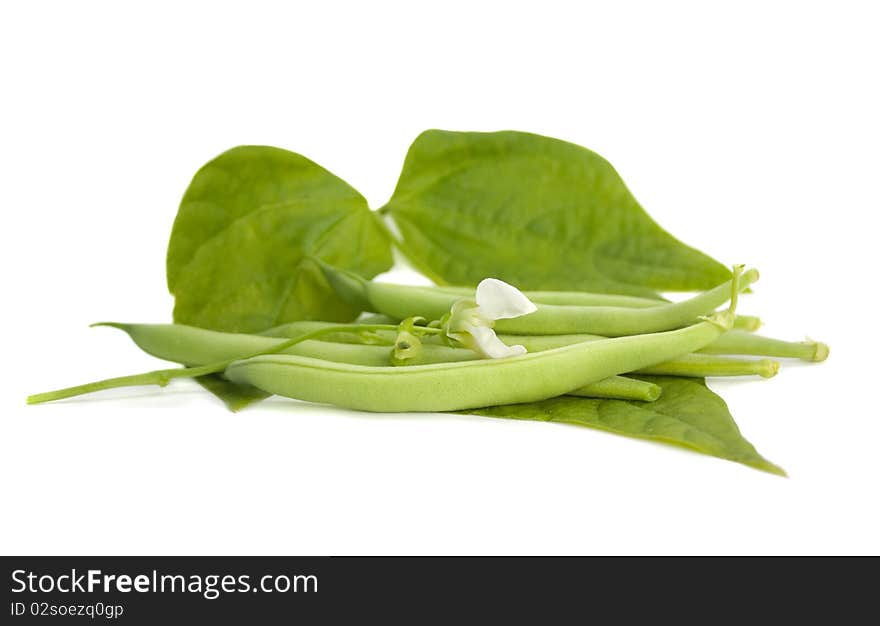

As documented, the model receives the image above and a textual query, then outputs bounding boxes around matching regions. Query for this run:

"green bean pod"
[699,331,829,362]
[432,285,666,308]
[224,311,736,412]
[99,323,659,401]
[498,330,827,363]
[637,354,779,378]
[319,260,758,336]
[29,266,744,409]
[568,377,661,401]
[435,285,758,329]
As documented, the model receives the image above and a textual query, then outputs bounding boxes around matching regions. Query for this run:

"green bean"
[637,354,779,378]
[432,285,667,308]
[224,272,742,412]
[419,284,763,330]
[31,270,740,410]
[498,330,828,362]
[568,377,662,401]
[223,317,728,412]
[260,308,760,342]
[30,311,727,409]
[494,333,778,377]
[97,322,657,401]
[320,260,758,336]
[699,331,829,362]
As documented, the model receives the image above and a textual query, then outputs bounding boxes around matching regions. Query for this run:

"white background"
[2,1,877,555]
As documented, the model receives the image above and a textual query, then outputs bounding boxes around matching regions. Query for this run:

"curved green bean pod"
[224,304,738,412]
[320,260,758,336]
[97,323,658,401]
[432,285,666,308]
[433,285,759,330]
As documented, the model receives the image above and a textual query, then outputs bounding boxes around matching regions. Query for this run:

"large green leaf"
[382,130,730,296]
[465,376,784,475]
[167,146,393,333]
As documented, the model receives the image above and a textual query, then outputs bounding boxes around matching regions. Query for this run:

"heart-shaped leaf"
[382,130,729,296]
[168,146,393,333]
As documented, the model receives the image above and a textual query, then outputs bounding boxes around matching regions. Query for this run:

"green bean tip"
[809,340,830,362]
[758,359,780,378]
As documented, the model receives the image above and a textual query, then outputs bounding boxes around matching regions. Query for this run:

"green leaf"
[195,375,270,412]
[167,146,393,333]
[464,376,784,475]
[382,130,730,296]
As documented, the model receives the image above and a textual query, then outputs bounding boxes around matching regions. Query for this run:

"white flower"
[444,278,537,358]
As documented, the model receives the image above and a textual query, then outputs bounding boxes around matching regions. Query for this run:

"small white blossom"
[445,278,537,358]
